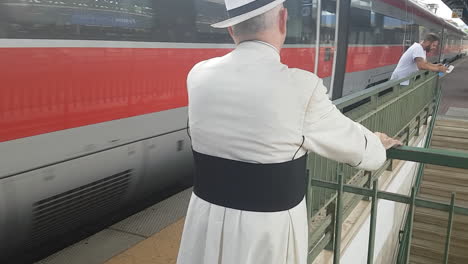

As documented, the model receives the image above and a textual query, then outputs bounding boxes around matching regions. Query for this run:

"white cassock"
[177,41,386,264]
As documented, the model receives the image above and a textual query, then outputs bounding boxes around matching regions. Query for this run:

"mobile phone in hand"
[446,65,454,73]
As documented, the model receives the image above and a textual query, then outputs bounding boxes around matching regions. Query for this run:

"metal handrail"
[308,70,468,264]
[333,71,429,110]
[395,79,442,264]
[309,146,468,264]
[307,70,440,263]
[387,146,468,170]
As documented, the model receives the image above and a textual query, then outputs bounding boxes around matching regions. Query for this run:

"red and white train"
[0,0,466,259]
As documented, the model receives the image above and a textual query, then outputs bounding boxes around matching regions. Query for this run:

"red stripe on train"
[0,48,226,142]
[0,45,405,142]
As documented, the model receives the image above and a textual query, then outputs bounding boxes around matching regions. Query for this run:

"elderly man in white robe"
[177,0,401,263]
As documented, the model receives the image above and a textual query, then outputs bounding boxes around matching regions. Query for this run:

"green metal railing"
[310,150,468,264]
[306,70,468,264]
[393,151,468,264]
[394,82,443,264]
[394,74,468,264]
[307,71,439,261]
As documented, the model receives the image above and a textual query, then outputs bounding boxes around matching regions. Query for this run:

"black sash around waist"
[192,151,308,212]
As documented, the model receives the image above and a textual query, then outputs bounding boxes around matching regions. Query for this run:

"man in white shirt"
[391,33,447,85]
[177,1,401,263]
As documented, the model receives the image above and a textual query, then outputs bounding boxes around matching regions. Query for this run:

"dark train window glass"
[348,6,404,45]
[404,23,420,48]
[0,0,319,44]
[0,0,231,42]
[382,15,404,44]
[193,0,230,43]
[349,7,372,45]
[284,0,317,44]
[320,11,336,44]
[418,25,442,43]
[0,0,322,44]
[0,0,155,41]
[320,0,336,45]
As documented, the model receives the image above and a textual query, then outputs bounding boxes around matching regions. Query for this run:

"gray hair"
[231,5,282,37]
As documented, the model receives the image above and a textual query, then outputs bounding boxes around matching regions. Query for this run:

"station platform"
[35,56,468,264]
[439,56,468,120]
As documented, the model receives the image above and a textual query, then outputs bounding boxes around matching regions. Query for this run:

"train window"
[351,7,372,28]
[284,0,317,44]
[0,0,232,43]
[382,16,404,44]
[0,0,155,41]
[0,0,322,44]
[348,6,404,45]
[349,7,372,45]
[193,0,231,43]
[320,0,336,45]
[418,25,442,44]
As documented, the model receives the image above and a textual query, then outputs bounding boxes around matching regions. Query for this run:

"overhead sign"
[452,8,463,18]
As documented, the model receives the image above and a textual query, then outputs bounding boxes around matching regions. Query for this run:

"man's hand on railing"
[374,132,403,150]
[437,64,448,73]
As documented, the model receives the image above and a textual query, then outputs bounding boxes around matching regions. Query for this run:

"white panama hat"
[212,0,286,28]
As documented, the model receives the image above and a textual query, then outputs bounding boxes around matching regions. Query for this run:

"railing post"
[397,229,407,264]
[325,203,335,251]
[370,94,378,110]
[443,193,456,264]
[395,83,402,96]
[306,168,312,241]
[405,127,410,146]
[367,179,378,264]
[386,159,394,171]
[363,171,372,201]
[405,187,417,264]
[423,107,429,125]
[333,165,344,264]
[416,116,421,136]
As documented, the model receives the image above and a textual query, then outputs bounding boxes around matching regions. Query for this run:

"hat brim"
[211,0,285,28]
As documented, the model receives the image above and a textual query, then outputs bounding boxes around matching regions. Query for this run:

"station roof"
[441,0,468,25]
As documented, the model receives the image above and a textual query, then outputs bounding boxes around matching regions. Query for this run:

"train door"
[341,0,377,95]
[337,0,407,95]
[315,0,338,93]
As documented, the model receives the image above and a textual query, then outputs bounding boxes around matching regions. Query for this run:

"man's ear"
[228,27,234,38]
[279,8,287,35]
[228,27,239,44]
